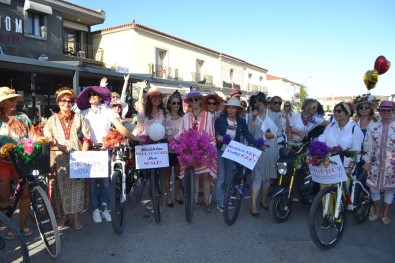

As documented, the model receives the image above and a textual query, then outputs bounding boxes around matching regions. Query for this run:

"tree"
[296,85,309,111]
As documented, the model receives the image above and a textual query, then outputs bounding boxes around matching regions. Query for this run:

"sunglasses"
[359,106,370,110]
[188,98,200,103]
[379,108,393,113]
[207,101,218,106]
[60,99,74,104]
[171,101,181,106]
[333,109,343,113]
[112,95,120,99]
[272,101,282,105]
[88,92,99,97]
[284,105,291,108]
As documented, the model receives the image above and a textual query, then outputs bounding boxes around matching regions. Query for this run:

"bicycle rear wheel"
[184,167,195,223]
[31,185,61,258]
[352,184,371,224]
[223,170,243,226]
[149,169,161,223]
[110,170,125,234]
[308,186,346,250]
[0,212,30,263]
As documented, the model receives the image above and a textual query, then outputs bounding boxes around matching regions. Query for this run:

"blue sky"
[72,0,395,98]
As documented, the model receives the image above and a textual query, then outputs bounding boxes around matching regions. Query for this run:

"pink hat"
[230,89,241,96]
[379,101,394,109]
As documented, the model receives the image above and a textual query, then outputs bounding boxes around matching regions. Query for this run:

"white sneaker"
[101,209,112,222]
[93,209,102,223]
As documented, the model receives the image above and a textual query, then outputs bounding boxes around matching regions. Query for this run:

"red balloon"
[374,55,391,75]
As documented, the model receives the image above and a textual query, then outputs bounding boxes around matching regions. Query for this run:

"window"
[196,60,204,81]
[27,11,45,37]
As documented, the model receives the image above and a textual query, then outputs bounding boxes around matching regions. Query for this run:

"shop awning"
[24,0,53,15]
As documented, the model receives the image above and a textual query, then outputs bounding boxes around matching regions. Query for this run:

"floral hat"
[0,87,22,103]
[183,91,203,103]
[353,93,379,110]
[109,100,129,117]
[147,86,166,98]
[76,86,111,110]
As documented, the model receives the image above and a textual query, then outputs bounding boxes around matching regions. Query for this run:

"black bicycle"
[8,142,61,258]
[183,165,195,223]
[0,212,30,263]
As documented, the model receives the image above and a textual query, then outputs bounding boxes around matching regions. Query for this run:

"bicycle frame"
[111,148,127,203]
[348,174,370,210]
[322,182,343,220]
[6,174,39,217]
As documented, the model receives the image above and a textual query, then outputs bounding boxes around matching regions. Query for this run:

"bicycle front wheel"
[0,212,30,263]
[31,185,61,258]
[184,167,195,223]
[110,170,125,234]
[352,184,371,224]
[223,170,243,226]
[149,169,161,223]
[308,186,346,250]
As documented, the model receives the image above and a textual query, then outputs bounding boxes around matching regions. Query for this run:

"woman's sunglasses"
[379,108,393,113]
[272,101,282,105]
[188,98,200,103]
[333,109,343,113]
[171,101,181,106]
[284,105,291,108]
[207,101,218,106]
[359,106,370,110]
[88,92,99,97]
[60,99,74,104]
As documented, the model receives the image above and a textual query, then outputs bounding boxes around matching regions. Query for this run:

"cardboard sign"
[135,143,169,169]
[70,151,109,178]
[221,140,262,170]
[308,155,347,184]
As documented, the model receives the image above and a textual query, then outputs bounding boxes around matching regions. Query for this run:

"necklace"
[171,114,179,120]
[192,109,202,121]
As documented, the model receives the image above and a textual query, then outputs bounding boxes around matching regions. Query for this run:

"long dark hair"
[144,95,167,120]
[166,91,184,117]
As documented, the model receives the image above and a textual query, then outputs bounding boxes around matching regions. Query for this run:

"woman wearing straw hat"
[202,93,225,121]
[0,86,36,238]
[77,85,138,224]
[214,98,256,212]
[44,87,90,230]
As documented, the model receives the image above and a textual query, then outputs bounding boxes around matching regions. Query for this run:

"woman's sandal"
[381,216,391,225]
[20,227,33,237]
[3,229,16,240]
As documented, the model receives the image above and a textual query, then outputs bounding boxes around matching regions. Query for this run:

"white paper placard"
[135,143,169,169]
[221,140,262,170]
[260,116,278,134]
[70,151,109,178]
[308,155,347,184]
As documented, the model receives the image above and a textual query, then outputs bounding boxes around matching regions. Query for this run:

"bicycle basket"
[9,142,51,176]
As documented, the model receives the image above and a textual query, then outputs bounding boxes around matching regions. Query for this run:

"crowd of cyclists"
[1,75,394,244]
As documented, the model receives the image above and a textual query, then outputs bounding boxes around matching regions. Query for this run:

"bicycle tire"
[29,181,47,222]
[352,184,371,224]
[308,186,346,250]
[269,193,292,223]
[223,170,243,226]
[31,186,61,258]
[0,212,30,263]
[184,167,195,223]
[110,170,125,234]
[149,169,160,223]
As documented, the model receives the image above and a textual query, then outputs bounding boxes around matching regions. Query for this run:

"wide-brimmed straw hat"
[109,100,129,117]
[147,86,166,98]
[202,93,225,111]
[77,86,111,110]
[183,91,203,103]
[0,87,22,103]
[224,98,243,108]
[353,93,379,110]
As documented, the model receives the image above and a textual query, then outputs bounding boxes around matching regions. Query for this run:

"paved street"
[25,189,395,263]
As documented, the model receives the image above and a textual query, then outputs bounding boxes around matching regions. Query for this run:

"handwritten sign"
[222,140,262,170]
[308,155,347,184]
[70,151,109,178]
[135,143,169,169]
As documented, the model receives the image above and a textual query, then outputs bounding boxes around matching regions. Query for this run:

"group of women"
[0,83,394,241]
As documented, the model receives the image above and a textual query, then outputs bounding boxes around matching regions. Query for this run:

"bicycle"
[7,142,61,258]
[308,167,372,250]
[109,142,134,234]
[0,212,30,263]
[222,162,251,226]
[183,165,195,223]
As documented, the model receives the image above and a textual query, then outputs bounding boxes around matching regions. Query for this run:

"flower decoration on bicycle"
[13,137,49,163]
[0,136,16,159]
[169,128,217,167]
[102,128,125,149]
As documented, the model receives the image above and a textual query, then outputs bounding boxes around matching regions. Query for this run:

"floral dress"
[43,112,91,216]
[363,120,395,191]
[178,111,217,178]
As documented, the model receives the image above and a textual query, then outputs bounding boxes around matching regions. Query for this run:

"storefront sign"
[222,140,262,170]
[135,143,169,169]
[70,151,109,178]
[308,155,347,184]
